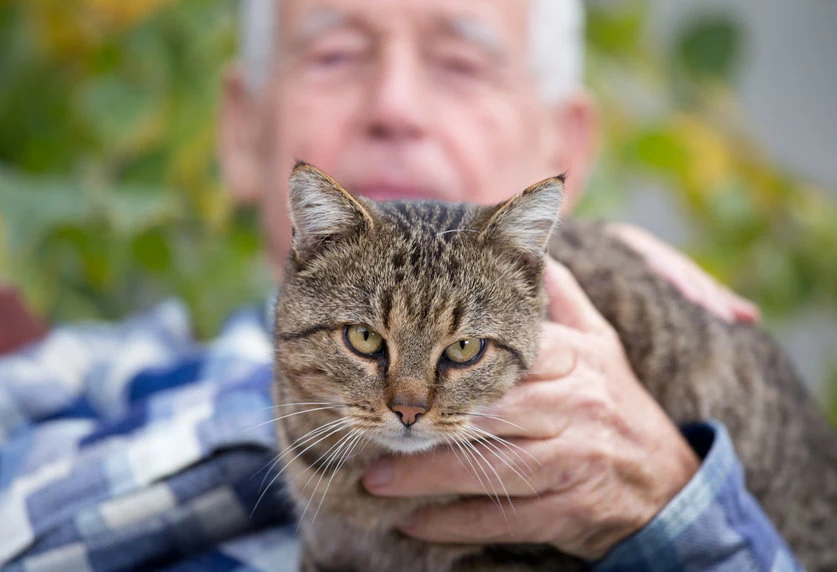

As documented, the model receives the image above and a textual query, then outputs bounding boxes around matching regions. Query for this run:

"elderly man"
[0,0,798,570]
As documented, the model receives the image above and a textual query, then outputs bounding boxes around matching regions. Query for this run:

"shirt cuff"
[592,421,802,572]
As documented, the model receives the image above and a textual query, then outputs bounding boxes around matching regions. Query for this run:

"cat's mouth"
[373,428,440,454]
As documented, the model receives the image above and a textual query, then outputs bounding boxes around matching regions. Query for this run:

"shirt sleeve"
[592,421,803,572]
[0,299,195,444]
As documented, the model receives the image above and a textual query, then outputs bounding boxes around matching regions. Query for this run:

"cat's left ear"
[287,161,375,261]
[479,175,565,259]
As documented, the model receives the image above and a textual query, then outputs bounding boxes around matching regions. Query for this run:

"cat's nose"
[388,402,428,428]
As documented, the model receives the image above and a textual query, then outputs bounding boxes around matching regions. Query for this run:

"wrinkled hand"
[607,223,760,323]
[363,260,699,559]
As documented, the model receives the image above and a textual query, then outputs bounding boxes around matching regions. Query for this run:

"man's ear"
[288,162,375,261]
[546,93,597,213]
[218,66,263,205]
[479,175,564,259]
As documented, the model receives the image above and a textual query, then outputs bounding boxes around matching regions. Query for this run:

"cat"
[271,161,837,571]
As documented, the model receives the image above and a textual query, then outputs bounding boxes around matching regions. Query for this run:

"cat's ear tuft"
[479,175,564,258]
[288,162,374,260]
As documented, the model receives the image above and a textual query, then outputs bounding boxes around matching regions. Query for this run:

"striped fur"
[273,164,837,571]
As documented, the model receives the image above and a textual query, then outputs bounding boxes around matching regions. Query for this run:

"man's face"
[222,0,594,272]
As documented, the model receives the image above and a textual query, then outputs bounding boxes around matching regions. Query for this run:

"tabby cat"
[272,162,837,571]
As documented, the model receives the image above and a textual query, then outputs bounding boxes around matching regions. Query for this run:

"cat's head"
[274,162,563,453]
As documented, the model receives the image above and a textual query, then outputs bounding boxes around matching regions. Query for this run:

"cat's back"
[547,219,837,570]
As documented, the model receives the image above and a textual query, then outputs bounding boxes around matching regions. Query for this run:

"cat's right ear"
[479,175,565,260]
[288,161,375,261]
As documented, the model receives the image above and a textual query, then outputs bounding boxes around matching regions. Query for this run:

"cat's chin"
[373,432,440,454]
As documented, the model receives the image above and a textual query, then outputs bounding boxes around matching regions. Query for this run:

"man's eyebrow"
[292,7,355,44]
[439,16,508,61]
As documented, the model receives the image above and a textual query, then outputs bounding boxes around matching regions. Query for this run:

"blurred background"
[0,0,835,422]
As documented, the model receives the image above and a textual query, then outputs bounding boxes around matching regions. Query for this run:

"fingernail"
[741,300,761,317]
[364,458,393,489]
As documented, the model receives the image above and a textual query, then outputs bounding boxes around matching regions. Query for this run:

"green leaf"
[76,75,161,150]
[587,1,647,58]
[0,167,89,252]
[100,183,177,234]
[675,13,743,82]
[625,127,689,176]
[132,228,172,273]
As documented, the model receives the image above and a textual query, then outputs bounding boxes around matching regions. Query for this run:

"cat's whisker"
[458,436,515,523]
[467,424,542,467]
[256,418,350,505]
[468,412,528,433]
[347,431,373,462]
[251,416,349,486]
[442,434,493,502]
[254,421,351,518]
[462,426,523,468]
[244,405,344,432]
[297,428,358,496]
[303,429,367,529]
[445,434,507,518]
[258,415,359,492]
[266,401,344,409]
[311,428,368,526]
[299,429,360,523]
[250,419,352,518]
[448,436,498,507]
[458,449,513,528]
[462,426,537,476]
[247,401,341,419]
[274,418,353,473]
[461,427,538,497]
[460,432,538,502]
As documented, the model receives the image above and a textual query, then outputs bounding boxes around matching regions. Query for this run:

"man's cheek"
[278,99,357,163]
[443,100,533,202]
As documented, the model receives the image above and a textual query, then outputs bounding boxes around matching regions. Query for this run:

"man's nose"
[364,46,430,141]
[388,400,428,428]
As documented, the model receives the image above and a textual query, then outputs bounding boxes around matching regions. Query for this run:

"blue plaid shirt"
[0,300,801,571]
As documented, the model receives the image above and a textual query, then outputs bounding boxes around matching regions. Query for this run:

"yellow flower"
[26,0,177,59]
[673,114,733,194]
[84,0,177,29]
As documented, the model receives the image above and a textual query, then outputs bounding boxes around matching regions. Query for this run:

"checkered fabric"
[0,300,801,571]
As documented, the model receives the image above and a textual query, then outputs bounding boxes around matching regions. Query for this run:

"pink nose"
[389,403,427,427]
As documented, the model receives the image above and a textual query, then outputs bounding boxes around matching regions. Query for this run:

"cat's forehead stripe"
[377,200,474,237]
[380,288,394,331]
[449,302,464,337]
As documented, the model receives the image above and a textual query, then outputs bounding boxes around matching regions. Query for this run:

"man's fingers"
[471,368,581,438]
[363,441,543,497]
[399,495,562,545]
[525,322,580,382]
[543,258,608,333]
[691,273,733,322]
[724,288,761,323]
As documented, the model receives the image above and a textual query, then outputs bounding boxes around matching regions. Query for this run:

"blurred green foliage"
[582,5,837,316]
[0,0,835,412]
[0,0,267,336]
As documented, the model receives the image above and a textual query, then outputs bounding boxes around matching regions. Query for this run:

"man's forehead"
[278,0,529,49]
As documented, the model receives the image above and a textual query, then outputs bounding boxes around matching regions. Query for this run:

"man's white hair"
[240,0,584,105]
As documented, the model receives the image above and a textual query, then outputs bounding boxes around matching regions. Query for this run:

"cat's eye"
[443,338,485,364]
[345,325,384,356]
